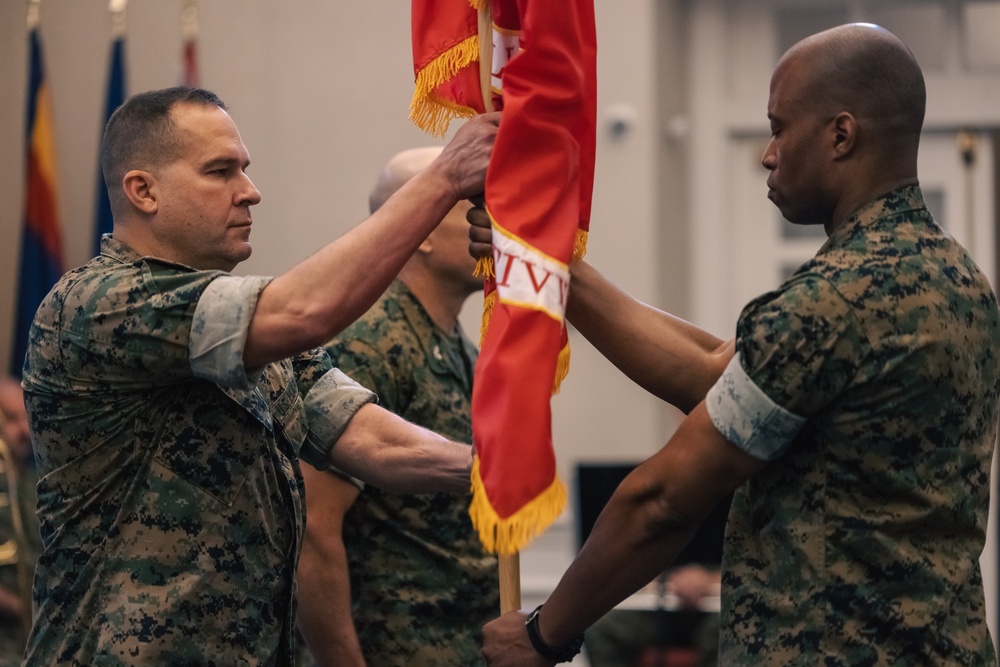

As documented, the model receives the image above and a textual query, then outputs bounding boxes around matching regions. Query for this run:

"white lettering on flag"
[492,226,569,322]
[491,28,520,93]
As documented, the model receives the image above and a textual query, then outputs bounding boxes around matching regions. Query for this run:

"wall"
[0,0,666,545]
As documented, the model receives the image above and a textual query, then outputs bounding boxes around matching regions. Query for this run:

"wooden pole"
[477,3,518,614]
[499,552,521,613]
[477,4,495,113]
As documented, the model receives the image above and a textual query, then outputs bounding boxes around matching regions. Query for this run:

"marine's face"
[150,103,262,272]
[761,56,833,228]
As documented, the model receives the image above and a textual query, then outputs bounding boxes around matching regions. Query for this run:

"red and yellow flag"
[410,0,597,554]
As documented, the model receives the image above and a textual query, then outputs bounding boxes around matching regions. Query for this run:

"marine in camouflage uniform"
[20,236,376,666]
[708,186,1000,665]
[319,279,499,665]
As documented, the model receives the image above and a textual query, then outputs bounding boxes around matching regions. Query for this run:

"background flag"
[12,16,64,378]
[181,0,199,87]
[409,0,597,555]
[93,6,127,255]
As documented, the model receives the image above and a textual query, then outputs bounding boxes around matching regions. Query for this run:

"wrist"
[524,604,584,664]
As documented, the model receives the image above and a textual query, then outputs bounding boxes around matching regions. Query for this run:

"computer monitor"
[574,462,731,566]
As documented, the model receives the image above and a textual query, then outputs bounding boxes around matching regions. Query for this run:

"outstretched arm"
[566,261,734,413]
[466,208,732,413]
[245,113,500,369]
[325,403,472,494]
[482,404,764,666]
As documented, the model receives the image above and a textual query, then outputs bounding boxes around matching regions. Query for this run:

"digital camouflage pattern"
[718,186,1000,665]
[20,236,374,667]
[311,280,499,666]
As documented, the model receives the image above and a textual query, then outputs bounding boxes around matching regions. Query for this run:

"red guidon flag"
[410,0,597,554]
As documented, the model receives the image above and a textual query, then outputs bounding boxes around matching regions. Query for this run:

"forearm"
[328,404,472,493]
[567,261,734,413]
[538,471,702,646]
[524,406,760,647]
[245,169,459,367]
[297,537,366,666]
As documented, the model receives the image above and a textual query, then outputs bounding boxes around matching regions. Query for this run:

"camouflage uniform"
[313,279,499,666]
[707,186,1000,665]
[20,236,376,666]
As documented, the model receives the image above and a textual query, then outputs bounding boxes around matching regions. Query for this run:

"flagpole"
[109,0,126,38]
[477,2,520,615]
[27,0,40,30]
[477,4,495,114]
[181,0,199,87]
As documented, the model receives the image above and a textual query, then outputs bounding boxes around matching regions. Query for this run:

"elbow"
[615,472,701,545]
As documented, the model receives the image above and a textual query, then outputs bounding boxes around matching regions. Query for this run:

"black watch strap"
[524,604,584,664]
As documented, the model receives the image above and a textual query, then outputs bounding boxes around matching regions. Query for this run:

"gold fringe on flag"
[573,228,588,261]
[552,340,570,394]
[469,457,567,555]
[409,35,480,137]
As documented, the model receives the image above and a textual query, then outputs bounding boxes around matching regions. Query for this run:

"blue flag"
[93,36,126,255]
[12,28,64,378]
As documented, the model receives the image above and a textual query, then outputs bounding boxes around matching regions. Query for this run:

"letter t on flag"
[410,0,597,556]
[12,3,64,378]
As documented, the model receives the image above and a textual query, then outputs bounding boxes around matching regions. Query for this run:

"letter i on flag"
[12,0,64,378]
[409,0,598,559]
[181,0,199,87]
[93,0,127,256]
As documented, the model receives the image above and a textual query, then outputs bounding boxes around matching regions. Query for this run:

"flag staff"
[181,0,198,41]
[27,0,40,30]
[477,2,520,616]
[109,0,126,38]
[181,0,199,87]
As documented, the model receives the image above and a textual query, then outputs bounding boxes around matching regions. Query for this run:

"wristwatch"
[524,604,584,663]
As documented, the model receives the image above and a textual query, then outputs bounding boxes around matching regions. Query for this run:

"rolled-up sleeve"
[706,353,807,461]
[189,275,273,389]
[707,274,865,461]
[299,368,378,470]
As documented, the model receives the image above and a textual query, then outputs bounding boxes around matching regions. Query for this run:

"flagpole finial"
[109,0,127,38]
[181,0,199,41]
[27,0,41,30]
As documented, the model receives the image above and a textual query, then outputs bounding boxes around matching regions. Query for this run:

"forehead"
[169,102,249,161]
[767,54,809,117]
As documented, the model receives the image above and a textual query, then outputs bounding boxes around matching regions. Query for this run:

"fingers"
[467,206,493,260]
[440,112,501,201]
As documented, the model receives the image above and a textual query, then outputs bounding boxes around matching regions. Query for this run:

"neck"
[398,271,470,333]
[827,174,918,235]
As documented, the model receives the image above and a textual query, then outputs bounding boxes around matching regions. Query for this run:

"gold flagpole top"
[109,0,127,39]
[27,0,41,31]
[181,0,199,41]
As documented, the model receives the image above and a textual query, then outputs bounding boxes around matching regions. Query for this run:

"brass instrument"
[0,436,34,644]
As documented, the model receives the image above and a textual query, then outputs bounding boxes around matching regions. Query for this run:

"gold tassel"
[551,339,571,395]
[473,255,495,279]
[479,290,496,348]
[572,228,588,261]
[409,35,480,137]
[469,457,567,555]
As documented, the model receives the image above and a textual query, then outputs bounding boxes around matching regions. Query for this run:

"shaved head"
[779,23,925,149]
[368,146,444,214]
